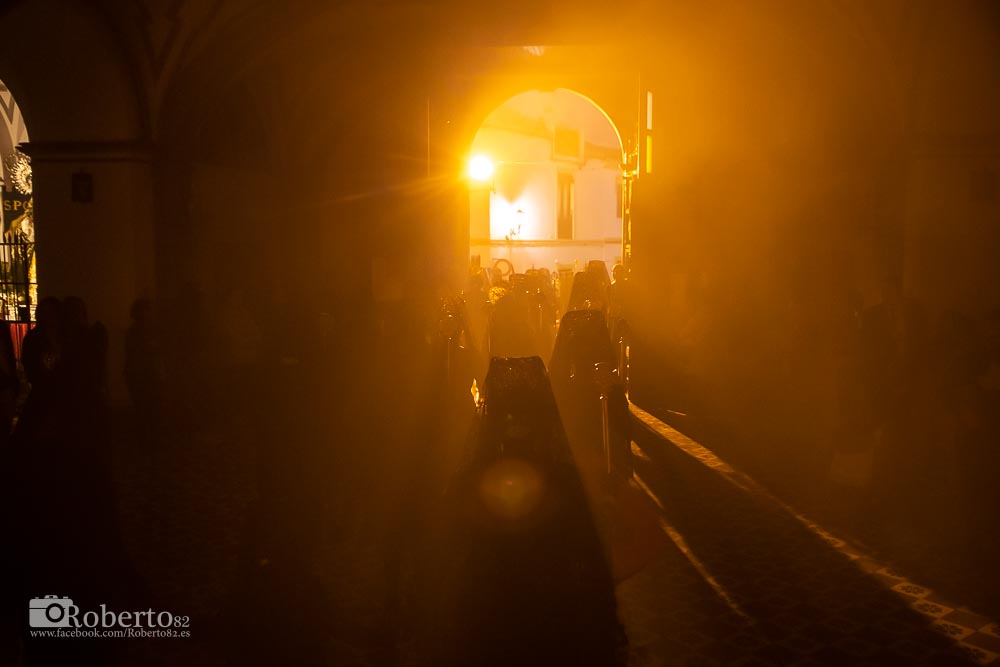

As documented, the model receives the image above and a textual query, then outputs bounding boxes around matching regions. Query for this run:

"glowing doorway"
[0,77,35,326]
[468,89,625,279]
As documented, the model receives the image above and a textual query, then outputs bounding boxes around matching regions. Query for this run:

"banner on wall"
[1,188,30,236]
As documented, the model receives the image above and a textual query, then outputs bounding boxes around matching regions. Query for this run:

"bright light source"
[468,155,495,182]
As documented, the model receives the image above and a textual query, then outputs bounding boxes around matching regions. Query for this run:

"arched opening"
[467,89,625,284]
[0,77,34,354]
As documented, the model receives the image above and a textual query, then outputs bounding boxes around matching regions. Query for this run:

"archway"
[0,77,35,339]
[467,89,625,285]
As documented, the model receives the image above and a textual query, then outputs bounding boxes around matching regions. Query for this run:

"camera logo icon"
[29,596,77,628]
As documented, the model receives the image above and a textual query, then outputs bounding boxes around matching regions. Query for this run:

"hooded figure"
[427,356,626,666]
[549,309,632,483]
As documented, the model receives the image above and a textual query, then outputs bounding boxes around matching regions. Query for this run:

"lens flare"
[478,458,544,520]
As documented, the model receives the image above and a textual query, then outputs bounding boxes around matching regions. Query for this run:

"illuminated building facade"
[468,88,625,276]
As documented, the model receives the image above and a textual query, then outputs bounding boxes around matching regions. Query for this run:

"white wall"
[469,119,622,275]
[574,159,620,241]
[490,161,557,241]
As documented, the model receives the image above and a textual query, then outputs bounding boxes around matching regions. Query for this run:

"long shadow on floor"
[623,421,976,666]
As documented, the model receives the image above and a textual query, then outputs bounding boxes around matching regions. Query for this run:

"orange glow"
[478,458,544,520]
[470,379,481,406]
[467,155,495,182]
[490,195,540,240]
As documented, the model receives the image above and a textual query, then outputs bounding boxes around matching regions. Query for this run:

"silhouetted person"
[0,302,19,448]
[537,267,557,325]
[550,310,632,484]
[608,263,628,370]
[489,285,544,359]
[125,297,165,445]
[62,296,109,422]
[567,270,610,319]
[436,296,485,404]
[6,296,143,665]
[2,299,79,664]
[16,297,66,442]
[425,356,626,666]
[463,260,491,357]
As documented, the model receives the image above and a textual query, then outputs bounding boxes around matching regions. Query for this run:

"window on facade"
[557,172,574,240]
[553,127,581,160]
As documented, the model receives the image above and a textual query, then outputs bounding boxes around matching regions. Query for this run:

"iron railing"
[0,241,35,323]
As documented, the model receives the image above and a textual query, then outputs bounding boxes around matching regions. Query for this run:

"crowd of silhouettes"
[403,257,632,665]
[455,258,631,482]
[461,255,625,363]
[0,266,637,665]
[1,295,141,666]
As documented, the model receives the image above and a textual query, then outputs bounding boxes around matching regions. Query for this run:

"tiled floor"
[26,391,996,665]
[621,404,997,665]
